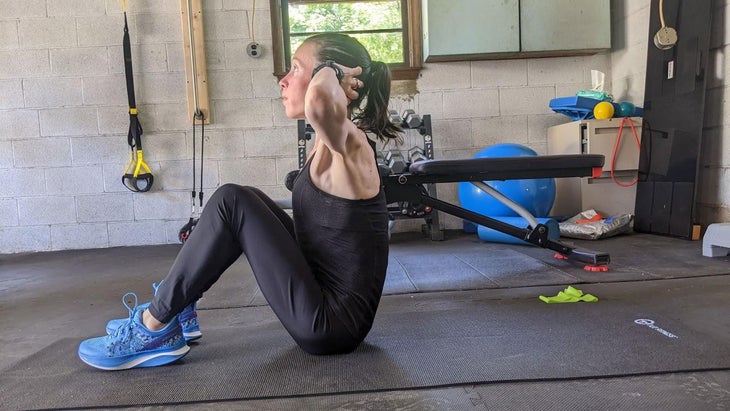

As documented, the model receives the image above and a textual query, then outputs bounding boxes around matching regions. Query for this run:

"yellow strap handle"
[133,150,152,177]
[122,0,127,13]
[123,149,152,177]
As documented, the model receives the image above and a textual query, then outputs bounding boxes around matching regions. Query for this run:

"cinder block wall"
[1,0,725,253]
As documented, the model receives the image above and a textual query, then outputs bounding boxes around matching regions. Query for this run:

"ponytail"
[353,61,402,145]
[304,33,403,145]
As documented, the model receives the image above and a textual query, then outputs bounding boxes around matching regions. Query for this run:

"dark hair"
[303,33,402,144]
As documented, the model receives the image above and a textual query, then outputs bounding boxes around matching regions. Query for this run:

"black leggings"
[148,184,360,354]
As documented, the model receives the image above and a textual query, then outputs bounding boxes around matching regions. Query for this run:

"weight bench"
[383,154,611,269]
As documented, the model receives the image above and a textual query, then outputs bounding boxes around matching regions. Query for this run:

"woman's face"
[279,41,319,119]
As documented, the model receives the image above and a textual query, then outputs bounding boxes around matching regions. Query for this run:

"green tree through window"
[287,1,404,64]
[270,0,422,80]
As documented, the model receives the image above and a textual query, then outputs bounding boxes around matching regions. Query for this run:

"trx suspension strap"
[178,0,206,243]
[178,113,205,243]
[121,0,154,192]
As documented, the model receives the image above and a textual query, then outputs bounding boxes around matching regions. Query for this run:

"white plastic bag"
[559,209,633,240]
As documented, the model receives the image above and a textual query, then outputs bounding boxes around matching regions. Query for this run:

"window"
[269,0,422,80]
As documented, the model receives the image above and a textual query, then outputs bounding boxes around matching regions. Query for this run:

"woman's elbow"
[305,88,345,124]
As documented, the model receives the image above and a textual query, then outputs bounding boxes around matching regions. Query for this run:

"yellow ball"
[593,101,615,120]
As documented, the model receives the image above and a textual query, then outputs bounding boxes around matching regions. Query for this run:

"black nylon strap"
[312,60,344,82]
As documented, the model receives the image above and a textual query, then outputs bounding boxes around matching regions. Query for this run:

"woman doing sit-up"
[78,33,402,370]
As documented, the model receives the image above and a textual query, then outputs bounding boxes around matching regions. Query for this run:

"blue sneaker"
[105,282,202,342]
[79,292,190,370]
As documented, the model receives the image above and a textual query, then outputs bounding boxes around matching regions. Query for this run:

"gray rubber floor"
[1,230,729,410]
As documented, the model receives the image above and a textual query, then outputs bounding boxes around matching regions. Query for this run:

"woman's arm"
[305,62,363,154]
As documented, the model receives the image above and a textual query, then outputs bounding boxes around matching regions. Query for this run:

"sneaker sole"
[183,330,202,341]
[78,345,190,371]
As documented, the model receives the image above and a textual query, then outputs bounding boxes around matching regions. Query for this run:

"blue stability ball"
[458,144,556,218]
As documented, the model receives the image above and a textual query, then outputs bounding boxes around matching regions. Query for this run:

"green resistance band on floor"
[539,286,598,303]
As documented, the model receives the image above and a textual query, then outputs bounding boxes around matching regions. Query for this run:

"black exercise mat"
[3,284,730,411]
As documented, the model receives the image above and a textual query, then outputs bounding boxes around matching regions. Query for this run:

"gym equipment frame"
[383,154,611,268]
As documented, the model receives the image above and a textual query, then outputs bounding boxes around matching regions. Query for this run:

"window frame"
[269,0,422,81]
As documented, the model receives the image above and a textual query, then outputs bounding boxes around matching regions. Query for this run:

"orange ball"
[593,101,614,120]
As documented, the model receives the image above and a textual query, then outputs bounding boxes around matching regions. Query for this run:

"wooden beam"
[180,0,210,124]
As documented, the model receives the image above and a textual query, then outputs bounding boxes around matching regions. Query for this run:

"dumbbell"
[388,110,403,125]
[407,146,427,164]
[376,151,392,176]
[402,109,421,128]
[384,150,407,174]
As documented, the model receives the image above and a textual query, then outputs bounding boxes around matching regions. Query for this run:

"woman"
[78,33,402,370]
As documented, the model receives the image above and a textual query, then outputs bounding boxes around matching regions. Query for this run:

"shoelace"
[107,292,140,352]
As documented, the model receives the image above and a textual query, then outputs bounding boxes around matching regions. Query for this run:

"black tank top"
[291,139,389,338]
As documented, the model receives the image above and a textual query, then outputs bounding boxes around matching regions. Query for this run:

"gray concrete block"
[134,14,183,44]
[47,0,106,17]
[198,130,246,159]
[0,198,18,226]
[40,107,99,137]
[443,89,500,119]
[0,141,12,168]
[0,0,47,18]
[24,78,83,109]
[13,137,72,168]
[108,43,172,74]
[1,168,46,197]
[499,86,555,116]
[108,220,168,247]
[213,99,274,129]
[0,50,50,79]
[51,223,109,251]
[0,225,50,254]
[71,135,127,165]
[0,109,40,140]
[143,132,188,161]
[82,75,127,106]
[219,157,278,186]
[155,103,188,132]
[135,73,187,104]
[50,48,109,76]
[472,59,528,88]
[97,106,129,135]
[0,20,19,50]
[76,15,122,48]
[18,196,76,225]
[244,127,294,157]
[133,190,190,220]
[418,62,471,91]
[46,166,105,195]
[152,159,219,191]
[252,70,281,98]
[472,116,529,148]
[76,193,134,222]
[209,70,254,99]
[0,80,23,109]
[527,57,585,85]
[123,0,179,14]
[205,11,248,40]
[18,17,78,49]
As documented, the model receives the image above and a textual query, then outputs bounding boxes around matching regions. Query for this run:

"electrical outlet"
[247,42,262,58]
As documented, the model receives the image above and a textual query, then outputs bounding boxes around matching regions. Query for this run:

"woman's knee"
[210,184,257,206]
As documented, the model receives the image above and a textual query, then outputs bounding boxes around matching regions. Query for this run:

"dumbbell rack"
[296,115,444,241]
[383,114,443,240]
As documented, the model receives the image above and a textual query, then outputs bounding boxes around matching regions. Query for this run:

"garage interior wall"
[0,0,727,254]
